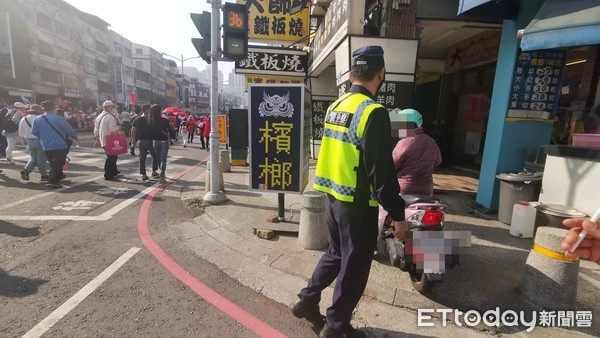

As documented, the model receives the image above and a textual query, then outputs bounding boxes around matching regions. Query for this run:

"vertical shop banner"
[509,49,566,117]
[247,0,309,44]
[249,84,309,193]
[115,64,123,93]
[311,99,334,140]
[217,114,227,144]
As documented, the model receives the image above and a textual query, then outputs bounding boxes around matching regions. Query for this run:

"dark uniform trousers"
[299,194,378,331]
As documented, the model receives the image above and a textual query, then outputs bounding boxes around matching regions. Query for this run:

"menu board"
[509,49,566,117]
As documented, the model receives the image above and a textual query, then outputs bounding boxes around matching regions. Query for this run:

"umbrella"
[162,106,183,114]
[168,111,188,117]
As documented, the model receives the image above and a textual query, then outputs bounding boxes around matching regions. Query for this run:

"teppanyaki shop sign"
[235,46,307,77]
[247,0,310,44]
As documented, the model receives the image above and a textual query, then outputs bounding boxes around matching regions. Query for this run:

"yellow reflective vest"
[314,92,383,207]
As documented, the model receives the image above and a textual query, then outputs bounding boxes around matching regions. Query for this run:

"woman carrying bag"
[148,104,176,183]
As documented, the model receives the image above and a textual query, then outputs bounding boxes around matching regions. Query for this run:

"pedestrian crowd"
[0,98,210,188]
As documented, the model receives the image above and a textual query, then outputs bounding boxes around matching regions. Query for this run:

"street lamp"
[162,53,203,108]
[161,53,203,81]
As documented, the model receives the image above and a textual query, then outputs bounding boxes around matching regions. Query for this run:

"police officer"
[291,46,408,337]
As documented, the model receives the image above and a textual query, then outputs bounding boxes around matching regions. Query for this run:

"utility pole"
[203,0,227,205]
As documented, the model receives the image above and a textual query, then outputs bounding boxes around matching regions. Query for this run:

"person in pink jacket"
[392,109,441,196]
[203,117,210,148]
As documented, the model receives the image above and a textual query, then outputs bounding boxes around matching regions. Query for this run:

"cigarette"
[570,208,600,252]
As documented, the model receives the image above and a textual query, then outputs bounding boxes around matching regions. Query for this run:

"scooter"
[377,194,461,293]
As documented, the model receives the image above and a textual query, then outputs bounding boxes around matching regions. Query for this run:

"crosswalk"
[1,147,188,174]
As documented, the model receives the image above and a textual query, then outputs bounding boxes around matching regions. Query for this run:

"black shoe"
[20,170,29,181]
[319,324,366,338]
[290,298,325,328]
[40,176,49,182]
[59,174,67,181]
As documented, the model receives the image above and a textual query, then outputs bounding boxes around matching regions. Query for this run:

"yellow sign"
[416,73,441,86]
[245,75,303,89]
[247,0,309,43]
[218,115,227,144]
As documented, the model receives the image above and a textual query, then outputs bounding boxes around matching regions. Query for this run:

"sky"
[64,0,236,78]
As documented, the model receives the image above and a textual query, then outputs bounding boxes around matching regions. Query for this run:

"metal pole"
[203,0,227,205]
[278,193,285,222]
[180,56,184,107]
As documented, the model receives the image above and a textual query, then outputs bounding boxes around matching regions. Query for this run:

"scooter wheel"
[409,271,433,293]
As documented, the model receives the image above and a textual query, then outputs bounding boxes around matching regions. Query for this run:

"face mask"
[376,70,386,94]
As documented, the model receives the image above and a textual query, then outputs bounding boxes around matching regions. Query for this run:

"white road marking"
[99,185,157,219]
[21,247,141,338]
[0,175,105,212]
[52,200,105,211]
[95,187,134,196]
[0,156,187,221]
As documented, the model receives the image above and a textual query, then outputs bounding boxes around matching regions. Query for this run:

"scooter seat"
[401,194,440,206]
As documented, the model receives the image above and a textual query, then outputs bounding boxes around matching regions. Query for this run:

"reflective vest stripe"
[314,177,356,200]
[322,99,375,145]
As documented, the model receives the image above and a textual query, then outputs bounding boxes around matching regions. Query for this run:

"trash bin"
[535,204,587,229]
[496,172,543,224]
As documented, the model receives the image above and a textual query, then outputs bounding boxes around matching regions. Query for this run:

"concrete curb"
[170,163,597,337]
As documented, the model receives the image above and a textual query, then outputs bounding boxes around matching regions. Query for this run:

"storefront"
[0,86,34,105]
[414,29,501,169]
[476,0,600,211]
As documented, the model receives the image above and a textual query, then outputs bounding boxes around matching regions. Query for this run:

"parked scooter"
[377,195,463,293]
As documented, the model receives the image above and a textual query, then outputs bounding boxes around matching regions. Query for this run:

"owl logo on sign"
[259,92,294,118]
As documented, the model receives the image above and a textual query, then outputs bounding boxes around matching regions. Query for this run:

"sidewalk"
[173,161,599,337]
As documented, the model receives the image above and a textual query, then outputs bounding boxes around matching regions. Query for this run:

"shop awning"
[521,0,600,51]
[457,0,518,20]
[458,0,494,14]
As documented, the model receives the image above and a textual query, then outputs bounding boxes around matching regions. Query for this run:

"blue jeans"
[25,138,48,177]
[153,140,169,175]
[137,140,158,175]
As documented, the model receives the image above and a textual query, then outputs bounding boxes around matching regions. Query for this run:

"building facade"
[111,31,134,108]
[1,0,186,109]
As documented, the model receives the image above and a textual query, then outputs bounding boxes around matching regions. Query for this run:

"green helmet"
[398,109,423,128]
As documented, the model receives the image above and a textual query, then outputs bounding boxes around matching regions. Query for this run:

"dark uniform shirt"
[350,84,406,221]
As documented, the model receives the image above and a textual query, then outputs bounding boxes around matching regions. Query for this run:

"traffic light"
[222,3,248,61]
[191,12,211,64]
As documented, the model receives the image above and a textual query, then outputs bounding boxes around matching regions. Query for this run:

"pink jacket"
[392,129,442,195]
[203,119,210,137]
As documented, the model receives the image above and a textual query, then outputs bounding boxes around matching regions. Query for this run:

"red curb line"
[137,157,287,338]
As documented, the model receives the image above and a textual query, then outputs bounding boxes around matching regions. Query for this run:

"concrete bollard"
[204,161,225,192]
[298,191,328,250]
[220,149,231,173]
[519,227,579,310]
